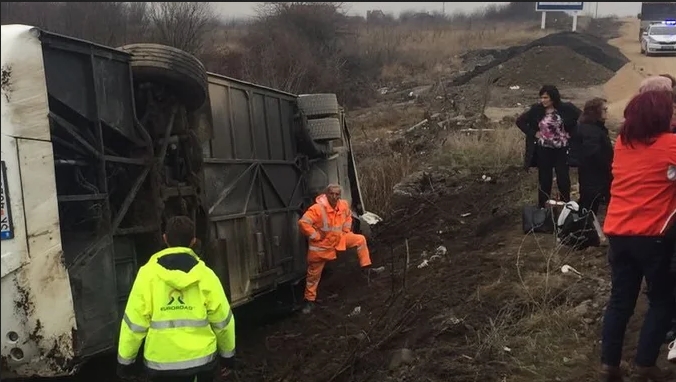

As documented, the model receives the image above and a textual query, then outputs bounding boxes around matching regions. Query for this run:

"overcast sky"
[214,2,642,20]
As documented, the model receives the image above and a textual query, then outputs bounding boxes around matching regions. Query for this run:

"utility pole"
[442,2,446,15]
[595,2,599,18]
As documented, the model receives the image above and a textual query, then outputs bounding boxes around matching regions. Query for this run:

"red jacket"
[603,133,676,236]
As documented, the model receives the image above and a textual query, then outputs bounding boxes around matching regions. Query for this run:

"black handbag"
[557,208,600,250]
[522,205,555,234]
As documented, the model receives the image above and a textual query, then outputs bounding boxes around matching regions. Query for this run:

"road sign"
[536,2,584,12]
[536,2,584,31]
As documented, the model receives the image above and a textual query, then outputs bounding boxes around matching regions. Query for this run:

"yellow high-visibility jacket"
[117,247,235,373]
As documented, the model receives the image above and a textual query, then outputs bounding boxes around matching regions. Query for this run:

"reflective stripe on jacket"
[117,247,235,373]
[299,194,352,261]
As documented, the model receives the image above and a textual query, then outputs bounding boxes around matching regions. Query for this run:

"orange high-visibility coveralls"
[298,194,372,301]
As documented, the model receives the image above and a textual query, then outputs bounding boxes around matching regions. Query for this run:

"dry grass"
[358,22,549,83]
[356,125,525,216]
[349,104,427,140]
[435,127,524,171]
[470,230,606,381]
[357,151,417,216]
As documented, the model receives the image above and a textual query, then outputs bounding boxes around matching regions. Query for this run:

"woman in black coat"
[516,85,581,208]
[568,98,613,215]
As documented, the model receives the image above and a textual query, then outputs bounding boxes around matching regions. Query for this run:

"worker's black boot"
[301,300,316,314]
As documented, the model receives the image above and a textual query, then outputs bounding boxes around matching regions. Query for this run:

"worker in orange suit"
[298,184,379,314]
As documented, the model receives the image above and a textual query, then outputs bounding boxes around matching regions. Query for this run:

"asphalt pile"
[453,31,629,88]
[485,45,615,88]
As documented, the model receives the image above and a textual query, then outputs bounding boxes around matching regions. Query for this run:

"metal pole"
[572,11,578,32]
[595,2,599,18]
[442,2,445,15]
[541,11,547,29]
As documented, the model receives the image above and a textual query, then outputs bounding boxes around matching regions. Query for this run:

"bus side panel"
[1,24,76,378]
[201,74,307,307]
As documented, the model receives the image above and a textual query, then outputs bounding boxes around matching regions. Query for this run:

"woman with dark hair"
[568,98,613,215]
[516,85,581,207]
[600,90,676,382]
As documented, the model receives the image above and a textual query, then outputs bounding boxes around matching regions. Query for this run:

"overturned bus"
[0,25,375,378]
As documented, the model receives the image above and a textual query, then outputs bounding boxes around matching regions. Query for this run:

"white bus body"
[1,25,77,378]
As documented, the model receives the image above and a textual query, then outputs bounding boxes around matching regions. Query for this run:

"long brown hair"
[578,97,607,125]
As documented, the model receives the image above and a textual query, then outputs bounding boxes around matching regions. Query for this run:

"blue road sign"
[536,2,584,12]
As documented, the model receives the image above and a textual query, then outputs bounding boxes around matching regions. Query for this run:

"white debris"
[460,212,472,217]
[348,306,361,317]
[561,264,582,277]
[360,211,383,225]
[509,85,520,90]
[417,247,446,269]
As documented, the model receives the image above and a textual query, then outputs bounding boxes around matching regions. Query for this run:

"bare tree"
[123,2,151,43]
[57,2,131,46]
[148,2,215,54]
[1,2,151,46]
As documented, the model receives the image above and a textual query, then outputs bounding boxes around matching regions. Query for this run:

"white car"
[641,20,676,56]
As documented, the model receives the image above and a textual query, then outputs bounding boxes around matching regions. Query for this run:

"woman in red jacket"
[600,90,676,382]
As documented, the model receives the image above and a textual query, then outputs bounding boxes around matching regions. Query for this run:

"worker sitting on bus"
[117,216,235,382]
[298,184,382,314]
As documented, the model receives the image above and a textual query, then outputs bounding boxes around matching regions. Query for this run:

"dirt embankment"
[234,166,542,382]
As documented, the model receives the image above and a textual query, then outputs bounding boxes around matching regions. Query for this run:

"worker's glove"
[116,362,138,379]
[220,355,237,370]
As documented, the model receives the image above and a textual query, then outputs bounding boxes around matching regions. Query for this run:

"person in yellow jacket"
[298,184,383,314]
[117,216,235,382]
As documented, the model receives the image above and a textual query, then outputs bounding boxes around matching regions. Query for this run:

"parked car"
[640,20,676,55]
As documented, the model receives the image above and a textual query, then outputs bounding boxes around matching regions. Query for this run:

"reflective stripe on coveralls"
[301,205,344,235]
[302,201,369,254]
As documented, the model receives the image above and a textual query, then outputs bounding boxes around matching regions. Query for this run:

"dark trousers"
[578,166,609,215]
[150,370,214,382]
[601,236,675,367]
[536,145,571,208]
